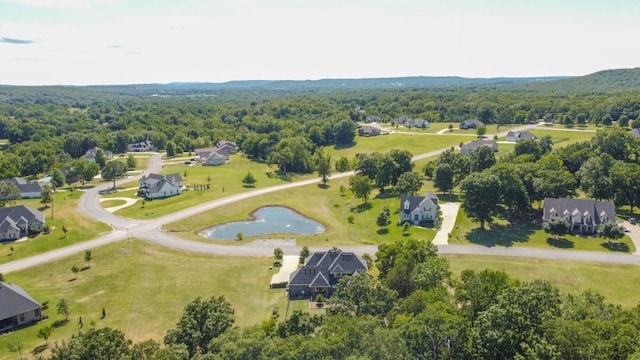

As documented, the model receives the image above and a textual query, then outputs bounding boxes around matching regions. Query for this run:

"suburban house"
[364,115,381,123]
[400,191,439,226]
[543,197,616,234]
[3,177,44,199]
[287,249,368,299]
[138,173,183,199]
[0,205,45,241]
[80,147,113,162]
[396,116,430,128]
[505,131,536,142]
[0,281,44,332]
[215,140,239,153]
[460,139,499,154]
[127,140,154,152]
[460,119,485,129]
[358,125,381,136]
[632,128,640,139]
[194,140,238,166]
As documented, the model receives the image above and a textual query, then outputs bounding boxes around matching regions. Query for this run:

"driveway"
[620,220,640,255]
[270,255,299,287]
[433,202,461,245]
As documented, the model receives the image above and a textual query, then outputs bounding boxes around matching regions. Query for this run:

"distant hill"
[511,68,640,93]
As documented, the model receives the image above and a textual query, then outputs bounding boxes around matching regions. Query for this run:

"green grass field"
[99,199,128,208]
[0,191,111,265]
[327,133,472,159]
[448,207,636,253]
[3,239,640,360]
[163,176,438,247]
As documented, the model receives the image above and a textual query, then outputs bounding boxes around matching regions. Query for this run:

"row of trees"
[45,238,640,359]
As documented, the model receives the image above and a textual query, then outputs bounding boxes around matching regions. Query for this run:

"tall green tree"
[333,119,356,145]
[433,164,454,194]
[349,175,372,204]
[101,160,128,189]
[316,151,331,185]
[164,296,235,357]
[126,154,137,170]
[394,171,423,196]
[40,185,53,208]
[94,148,106,168]
[597,222,625,243]
[49,327,132,360]
[0,181,20,207]
[460,172,500,230]
[543,216,571,240]
[51,168,66,188]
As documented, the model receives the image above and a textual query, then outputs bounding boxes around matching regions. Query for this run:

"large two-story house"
[287,249,368,299]
[543,197,616,234]
[2,177,44,199]
[0,281,44,332]
[138,173,183,199]
[0,205,45,241]
[400,191,439,226]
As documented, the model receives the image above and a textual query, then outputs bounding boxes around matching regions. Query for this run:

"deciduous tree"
[460,172,500,229]
[349,175,372,204]
[101,160,128,189]
[394,171,423,196]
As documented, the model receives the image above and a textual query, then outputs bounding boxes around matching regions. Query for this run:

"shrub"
[348,215,355,224]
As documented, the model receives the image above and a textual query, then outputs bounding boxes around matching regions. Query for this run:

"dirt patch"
[77,290,105,303]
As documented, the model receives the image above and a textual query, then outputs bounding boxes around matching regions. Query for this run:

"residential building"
[0,281,43,332]
[460,119,485,129]
[505,131,536,142]
[127,140,154,152]
[364,115,381,123]
[400,191,439,225]
[2,177,43,199]
[215,140,239,154]
[0,205,45,241]
[460,140,498,154]
[287,249,368,299]
[80,147,113,162]
[358,125,381,136]
[396,116,430,128]
[138,173,183,199]
[543,197,616,234]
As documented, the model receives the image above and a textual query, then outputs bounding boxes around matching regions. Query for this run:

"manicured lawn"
[0,239,289,360]
[445,254,640,308]
[99,199,128,208]
[164,177,438,247]
[448,207,636,253]
[526,129,596,147]
[0,191,111,265]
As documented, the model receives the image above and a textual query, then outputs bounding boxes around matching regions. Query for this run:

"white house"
[138,173,183,199]
[400,191,439,225]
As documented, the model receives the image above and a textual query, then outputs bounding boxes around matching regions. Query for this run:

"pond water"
[199,206,326,240]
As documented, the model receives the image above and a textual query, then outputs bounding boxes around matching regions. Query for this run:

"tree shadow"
[546,237,574,248]
[437,193,460,202]
[317,184,330,189]
[80,266,90,271]
[466,217,537,247]
[601,241,630,252]
[32,344,48,355]
[374,192,396,199]
[52,319,68,328]
[242,184,256,188]
[67,278,77,282]
[376,228,389,235]
[333,142,356,150]
[350,203,372,213]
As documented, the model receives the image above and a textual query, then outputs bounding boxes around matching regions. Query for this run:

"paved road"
[3,124,638,275]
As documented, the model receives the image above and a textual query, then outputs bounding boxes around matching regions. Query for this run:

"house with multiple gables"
[138,173,183,199]
[287,249,368,299]
[460,139,498,154]
[400,191,439,226]
[395,115,430,128]
[195,140,239,166]
[2,177,44,199]
[505,131,536,142]
[543,197,616,234]
[127,140,154,152]
[80,147,113,162]
[0,281,44,332]
[358,125,381,137]
[364,115,381,123]
[0,205,45,241]
[460,119,485,129]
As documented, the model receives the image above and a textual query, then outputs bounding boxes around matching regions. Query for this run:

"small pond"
[199,206,326,240]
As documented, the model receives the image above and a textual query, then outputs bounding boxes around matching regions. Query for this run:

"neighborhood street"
[2,123,640,275]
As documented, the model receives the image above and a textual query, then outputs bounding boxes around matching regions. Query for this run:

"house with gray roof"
[400,191,439,226]
[460,119,485,129]
[505,131,536,142]
[358,125,381,137]
[3,177,44,199]
[0,205,45,241]
[127,140,154,152]
[287,249,368,299]
[0,281,43,332]
[364,115,381,123]
[138,173,183,199]
[460,139,498,154]
[543,197,616,234]
[81,147,113,163]
[632,128,640,139]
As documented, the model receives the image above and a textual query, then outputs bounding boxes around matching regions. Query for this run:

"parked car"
[620,225,630,233]
[630,218,637,225]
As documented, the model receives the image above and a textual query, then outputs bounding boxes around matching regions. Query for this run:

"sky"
[0,0,639,85]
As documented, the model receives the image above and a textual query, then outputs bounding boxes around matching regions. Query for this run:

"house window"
[335,272,343,278]
[34,309,41,317]
[19,313,25,322]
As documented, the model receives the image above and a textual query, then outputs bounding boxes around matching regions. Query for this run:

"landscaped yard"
[0,191,111,265]
[448,207,636,253]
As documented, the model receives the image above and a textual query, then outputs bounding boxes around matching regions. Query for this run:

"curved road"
[2,125,639,274]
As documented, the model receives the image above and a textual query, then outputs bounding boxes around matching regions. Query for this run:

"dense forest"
[1,68,640,182]
[46,240,640,360]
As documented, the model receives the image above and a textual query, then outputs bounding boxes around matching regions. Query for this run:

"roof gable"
[0,281,41,321]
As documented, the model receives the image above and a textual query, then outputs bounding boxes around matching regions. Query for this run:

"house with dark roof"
[287,249,368,299]
[543,197,616,234]
[400,191,439,226]
[395,116,430,128]
[460,140,498,154]
[215,140,239,153]
[364,115,381,123]
[80,147,113,163]
[0,205,45,241]
[127,140,154,152]
[632,128,640,139]
[138,173,183,199]
[0,281,44,332]
[358,125,381,137]
[460,119,485,129]
[505,131,536,143]
[3,177,44,199]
